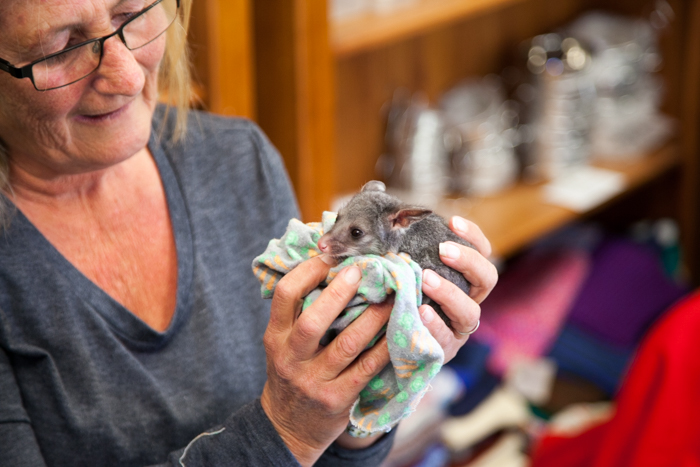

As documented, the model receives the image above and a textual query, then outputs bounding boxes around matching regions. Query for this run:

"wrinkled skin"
[262,215,497,465]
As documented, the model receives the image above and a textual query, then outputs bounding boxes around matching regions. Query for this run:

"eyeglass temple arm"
[0,58,29,79]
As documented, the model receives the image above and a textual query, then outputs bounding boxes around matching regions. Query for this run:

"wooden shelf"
[331,0,526,57]
[431,145,680,258]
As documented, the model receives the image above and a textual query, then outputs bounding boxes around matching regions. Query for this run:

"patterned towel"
[252,212,444,436]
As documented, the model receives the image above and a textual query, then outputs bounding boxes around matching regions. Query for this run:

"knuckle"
[334,331,361,361]
[316,387,341,412]
[262,329,276,352]
[271,354,295,382]
[295,315,322,341]
[368,301,392,319]
[324,281,352,305]
[450,301,480,332]
[358,350,384,377]
[274,277,296,302]
[441,281,462,305]
[486,262,499,288]
[297,377,316,399]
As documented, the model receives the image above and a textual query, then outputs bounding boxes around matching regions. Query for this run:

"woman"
[0,0,497,465]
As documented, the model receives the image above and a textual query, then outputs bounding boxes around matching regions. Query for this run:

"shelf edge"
[331,0,526,57]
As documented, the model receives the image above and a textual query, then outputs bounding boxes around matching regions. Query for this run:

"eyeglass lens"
[31,0,178,91]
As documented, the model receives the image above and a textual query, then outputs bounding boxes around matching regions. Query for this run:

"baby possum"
[317,180,474,325]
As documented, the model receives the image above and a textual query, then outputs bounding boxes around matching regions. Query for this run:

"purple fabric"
[566,238,688,348]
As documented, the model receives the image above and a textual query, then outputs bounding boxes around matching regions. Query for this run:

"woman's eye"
[351,229,364,239]
[113,7,142,26]
[115,11,138,23]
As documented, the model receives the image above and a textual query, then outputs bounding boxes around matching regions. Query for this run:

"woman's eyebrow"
[22,0,138,49]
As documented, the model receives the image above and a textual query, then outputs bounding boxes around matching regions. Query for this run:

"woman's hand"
[260,256,392,466]
[419,216,498,363]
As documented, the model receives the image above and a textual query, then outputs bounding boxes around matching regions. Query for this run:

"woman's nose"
[91,35,145,96]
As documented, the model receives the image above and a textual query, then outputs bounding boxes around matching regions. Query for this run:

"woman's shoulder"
[152,105,270,152]
[149,105,299,221]
[150,105,287,181]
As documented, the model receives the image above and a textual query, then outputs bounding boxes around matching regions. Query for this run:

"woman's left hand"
[419,216,498,363]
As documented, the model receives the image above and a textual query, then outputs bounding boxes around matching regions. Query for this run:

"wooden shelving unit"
[435,145,681,257]
[191,0,700,281]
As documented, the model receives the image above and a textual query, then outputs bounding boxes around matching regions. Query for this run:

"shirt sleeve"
[248,122,301,230]
[0,347,48,467]
[155,400,301,467]
[155,400,396,467]
[315,430,397,467]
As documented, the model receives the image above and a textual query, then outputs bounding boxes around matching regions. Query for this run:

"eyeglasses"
[0,0,179,91]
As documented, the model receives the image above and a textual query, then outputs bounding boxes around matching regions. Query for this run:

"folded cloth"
[448,371,501,417]
[446,338,492,391]
[252,212,444,436]
[566,238,688,348]
[547,324,633,396]
[472,248,590,375]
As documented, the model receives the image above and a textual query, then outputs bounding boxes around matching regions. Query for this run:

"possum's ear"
[361,180,386,193]
[389,208,432,229]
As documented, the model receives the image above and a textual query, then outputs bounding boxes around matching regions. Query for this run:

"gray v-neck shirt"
[0,107,394,466]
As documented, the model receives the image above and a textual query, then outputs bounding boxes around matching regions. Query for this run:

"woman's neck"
[6,147,151,207]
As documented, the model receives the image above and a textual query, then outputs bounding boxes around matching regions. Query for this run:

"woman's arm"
[0,347,47,467]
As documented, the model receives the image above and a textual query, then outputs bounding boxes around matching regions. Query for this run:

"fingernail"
[320,253,337,266]
[421,306,436,323]
[343,266,362,285]
[452,216,468,234]
[439,242,460,260]
[422,269,441,289]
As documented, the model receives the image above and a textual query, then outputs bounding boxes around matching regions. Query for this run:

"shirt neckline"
[5,126,195,350]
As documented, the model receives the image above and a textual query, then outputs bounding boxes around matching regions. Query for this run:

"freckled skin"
[0,0,162,182]
[318,181,474,325]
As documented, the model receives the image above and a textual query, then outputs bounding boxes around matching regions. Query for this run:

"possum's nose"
[318,236,330,253]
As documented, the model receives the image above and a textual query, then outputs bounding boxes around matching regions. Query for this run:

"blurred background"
[186,0,700,465]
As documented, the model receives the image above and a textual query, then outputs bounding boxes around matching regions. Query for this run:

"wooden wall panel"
[255,0,336,222]
[189,0,255,117]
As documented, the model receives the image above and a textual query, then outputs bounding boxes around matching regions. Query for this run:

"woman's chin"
[69,99,154,166]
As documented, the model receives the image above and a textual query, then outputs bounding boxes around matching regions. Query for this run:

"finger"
[418,305,465,342]
[438,241,498,304]
[421,269,481,337]
[449,216,492,258]
[288,266,363,357]
[417,305,463,363]
[268,255,334,332]
[319,300,393,379]
[337,335,391,394]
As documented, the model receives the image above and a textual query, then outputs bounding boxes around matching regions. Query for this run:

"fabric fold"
[252,212,444,435]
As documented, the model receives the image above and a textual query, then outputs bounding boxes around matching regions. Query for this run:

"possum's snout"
[317,233,349,258]
[317,235,331,253]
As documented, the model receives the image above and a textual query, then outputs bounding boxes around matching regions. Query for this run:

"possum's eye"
[351,228,364,239]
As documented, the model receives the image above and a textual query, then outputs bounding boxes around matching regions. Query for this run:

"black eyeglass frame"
[0,0,180,91]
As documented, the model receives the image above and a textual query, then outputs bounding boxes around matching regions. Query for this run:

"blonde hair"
[159,0,194,141]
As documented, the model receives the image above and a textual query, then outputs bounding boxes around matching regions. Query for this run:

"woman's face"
[0,0,165,179]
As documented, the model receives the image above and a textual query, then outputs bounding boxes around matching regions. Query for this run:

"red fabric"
[531,290,700,467]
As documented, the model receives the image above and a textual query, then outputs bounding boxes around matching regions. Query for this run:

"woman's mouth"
[76,101,131,123]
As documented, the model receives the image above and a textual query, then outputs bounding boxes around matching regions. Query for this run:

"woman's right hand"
[260,256,393,466]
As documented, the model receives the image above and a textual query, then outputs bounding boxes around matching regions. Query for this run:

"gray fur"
[318,181,474,325]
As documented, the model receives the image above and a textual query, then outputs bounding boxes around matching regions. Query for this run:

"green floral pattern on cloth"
[252,212,444,436]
